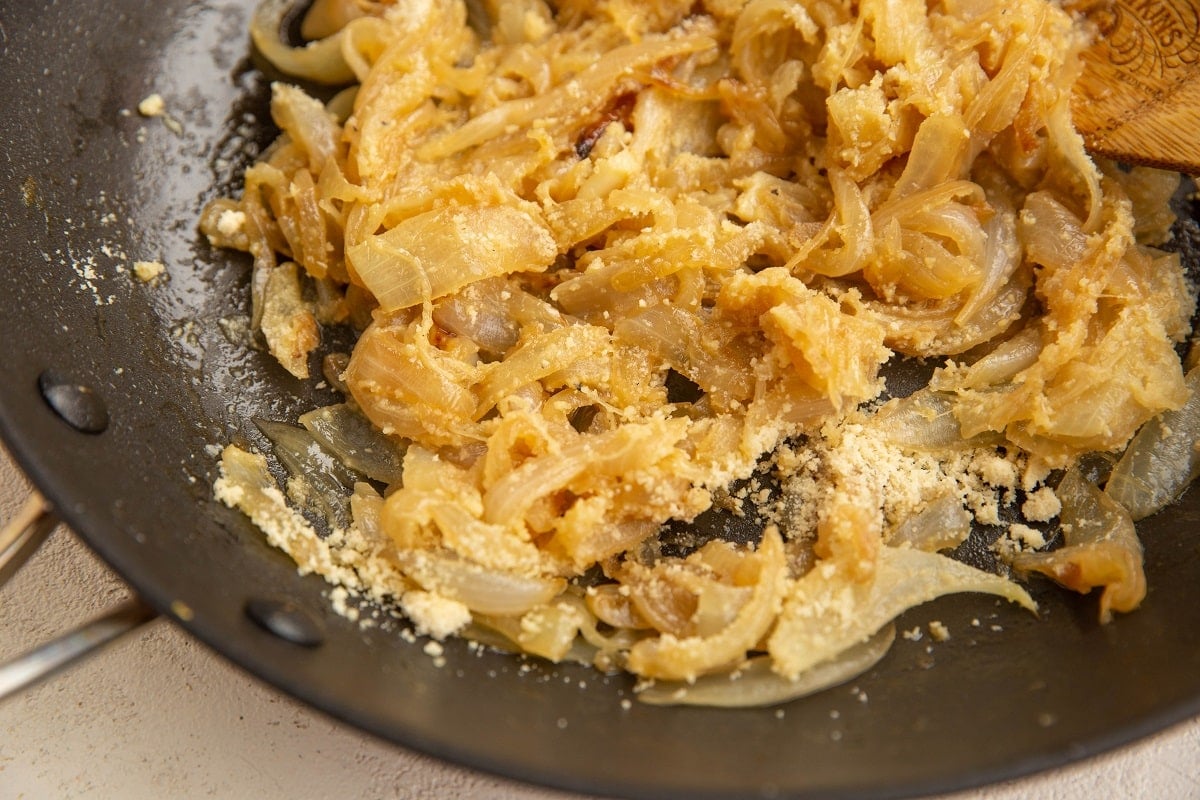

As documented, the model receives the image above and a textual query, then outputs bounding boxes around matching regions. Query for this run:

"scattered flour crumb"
[993,522,1047,559]
[1022,486,1061,522]
[217,208,247,237]
[1022,456,1053,491]
[928,620,950,642]
[423,639,447,667]
[902,626,923,642]
[972,452,1019,490]
[1008,523,1047,550]
[138,93,166,117]
[329,586,359,622]
[132,260,166,282]
[136,92,183,134]
[401,590,472,640]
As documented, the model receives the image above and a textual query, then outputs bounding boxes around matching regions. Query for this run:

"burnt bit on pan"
[575,91,638,159]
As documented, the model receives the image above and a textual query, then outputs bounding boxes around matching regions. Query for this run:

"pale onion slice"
[954,206,1021,327]
[432,279,523,356]
[889,114,970,199]
[585,583,651,629]
[513,609,587,662]
[869,269,1030,357]
[612,304,755,408]
[299,403,407,486]
[251,0,356,84]
[943,327,1043,390]
[887,493,971,552]
[429,501,544,575]
[261,261,319,379]
[637,624,895,708]
[1019,191,1088,272]
[625,527,787,682]
[299,0,366,40]
[458,621,522,654]
[270,83,340,172]
[769,547,1035,680]
[1012,468,1145,623]
[414,29,718,161]
[255,418,362,531]
[214,445,338,580]
[785,168,873,278]
[392,549,564,616]
[1106,366,1200,520]
[346,205,557,311]
[875,388,1002,452]
[476,596,586,662]
[474,324,611,416]
[348,482,386,545]
[482,417,689,526]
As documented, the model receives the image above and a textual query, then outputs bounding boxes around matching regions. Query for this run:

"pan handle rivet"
[37,370,109,434]
[244,598,325,648]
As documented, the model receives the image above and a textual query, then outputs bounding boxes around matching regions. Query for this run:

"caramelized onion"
[255,418,361,530]
[393,549,564,616]
[769,546,1035,680]
[637,624,895,708]
[209,0,1194,708]
[1106,367,1200,520]
[1012,468,1145,623]
[888,493,972,552]
[251,0,356,84]
[300,403,407,486]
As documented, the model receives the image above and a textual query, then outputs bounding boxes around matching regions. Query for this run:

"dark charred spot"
[429,321,456,348]
[574,91,638,159]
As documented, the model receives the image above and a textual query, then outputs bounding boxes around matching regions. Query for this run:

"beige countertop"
[2,442,1198,800]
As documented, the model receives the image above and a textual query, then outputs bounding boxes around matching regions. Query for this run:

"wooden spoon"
[1073,0,1200,173]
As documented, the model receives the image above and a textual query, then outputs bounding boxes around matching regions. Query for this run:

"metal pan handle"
[0,491,159,701]
[0,492,56,585]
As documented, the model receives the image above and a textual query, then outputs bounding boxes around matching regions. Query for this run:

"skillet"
[1,1,1199,798]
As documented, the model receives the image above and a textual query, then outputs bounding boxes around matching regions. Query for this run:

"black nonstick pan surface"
[1,2,1199,798]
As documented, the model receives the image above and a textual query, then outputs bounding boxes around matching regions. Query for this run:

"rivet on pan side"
[37,370,109,434]
[244,598,325,647]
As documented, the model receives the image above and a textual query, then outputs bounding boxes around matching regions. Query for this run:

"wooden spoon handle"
[1073,0,1200,173]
